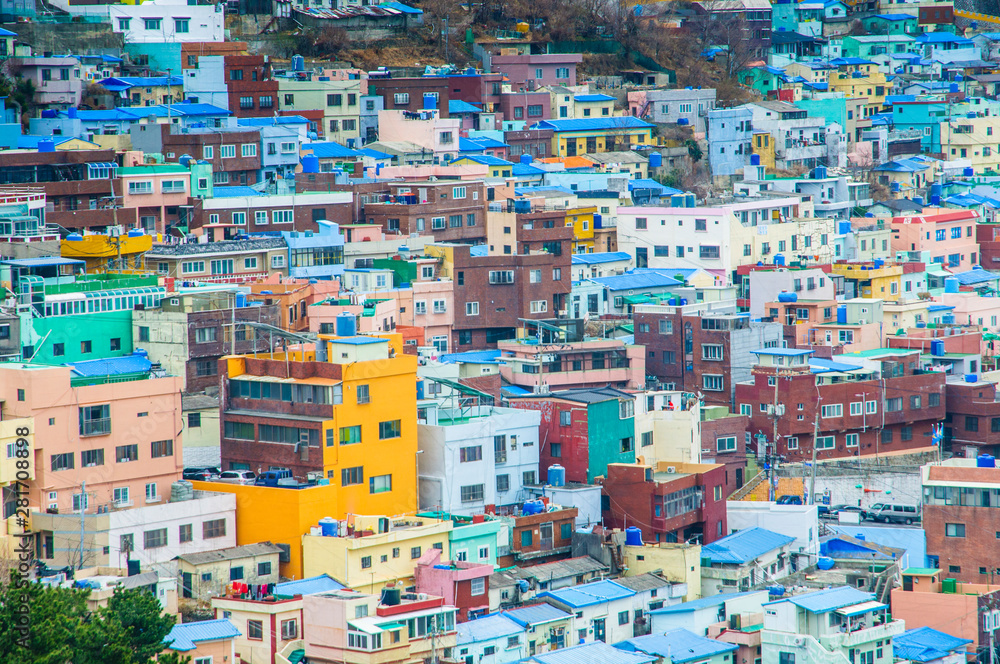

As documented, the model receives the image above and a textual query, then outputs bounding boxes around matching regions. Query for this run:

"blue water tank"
[38,139,55,153]
[778,291,797,303]
[838,220,851,235]
[916,321,926,328]
[423,93,438,110]
[814,166,827,179]
[625,526,643,546]
[594,213,603,228]
[302,154,320,174]
[945,278,959,293]
[767,585,786,597]
[520,153,533,165]
[685,193,696,207]
[41,109,56,118]
[517,579,530,592]
[978,454,996,468]
[817,557,835,570]
[319,517,338,536]
[292,54,305,71]
[930,195,940,206]
[964,167,974,177]
[514,199,531,213]
[914,196,923,206]
[127,229,144,238]
[873,258,884,269]
[891,182,901,192]
[522,500,543,516]
[751,153,760,166]
[649,153,662,168]
[547,464,566,487]
[680,298,688,305]
[416,380,425,400]
[671,194,685,208]
[67,107,78,119]
[336,312,357,337]
[931,339,945,356]
[942,314,955,324]
[968,112,977,119]
[677,118,689,126]
[865,212,874,218]
[66,233,84,241]
[235,293,247,308]
[774,254,786,267]
[950,83,960,93]
[837,305,847,324]
[931,183,943,199]
[966,373,978,383]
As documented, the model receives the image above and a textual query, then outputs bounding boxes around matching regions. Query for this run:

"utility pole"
[809,395,822,505]
[443,16,449,65]
[769,369,780,501]
[78,480,86,570]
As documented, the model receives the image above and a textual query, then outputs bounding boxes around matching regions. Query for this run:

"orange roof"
[535,156,594,169]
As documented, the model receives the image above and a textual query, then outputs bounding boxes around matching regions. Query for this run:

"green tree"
[685,139,703,163]
[77,589,177,664]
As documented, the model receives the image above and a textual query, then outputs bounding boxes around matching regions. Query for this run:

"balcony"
[80,419,111,437]
[819,620,904,650]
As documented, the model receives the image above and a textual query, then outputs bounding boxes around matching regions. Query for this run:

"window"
[497,474,510,492]
[146,483,158,501]
[203,146,214,160]
[821,404,843,418]
[816,436,835,450]
[196,327,217,343]
[356,384,370,404]
[368,475,392,493]
[179,524,193,543]
[393,93,410,105]
[248,620,263,640]
[342,466,364,486]
[118,17,130,29]
[530,300,548,314]
[242,143,257,158]
[489,270,514,284]
[361,556,372,569]
[621,437,634,453]
[151,439,173,458]
[717,436,737,452]
[946,523,966,537]
[220,144,236,159]
[966,416,979,432]
[779,654,795,664]
[460,446,483,462]
[174,18,189,33]
[470,577,486,596]
[702,344,723,361]
[203,519,227,538]
[143,18,162,30]
[885,397,903,412]
[128,181,153,195]
[144,528,167,549]
[410,546,422,559]
[79,405,111,436]
[846,433,859,448]
[461,484,485,503]
[281,619,298,640]
[703,375,724,391]
[466,302,480,316]
[930,393,941,407]
[379,420,401,439]
[82,449,104,468]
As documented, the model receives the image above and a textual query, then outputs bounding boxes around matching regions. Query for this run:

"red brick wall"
[509,398,590,484]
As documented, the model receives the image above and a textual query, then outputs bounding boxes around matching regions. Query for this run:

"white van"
[867,503,920,525]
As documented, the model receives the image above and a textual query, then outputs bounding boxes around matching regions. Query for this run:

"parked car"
[828,505,868,520]
[817,504,832,517]
[182,467,220,481]
[867,503,921,525]
[217,470,256,485]
[776,495,803,505]
[255,469,294,487]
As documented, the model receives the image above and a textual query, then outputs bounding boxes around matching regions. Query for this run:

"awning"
[836,601,887,617]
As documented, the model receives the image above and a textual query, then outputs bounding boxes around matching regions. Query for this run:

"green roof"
[288,649,306,664]
[903,568,940,575]
[118,164,189,175]
[839,348,918,359]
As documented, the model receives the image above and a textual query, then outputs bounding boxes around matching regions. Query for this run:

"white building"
[649,589,769,637]
[698,527,797,597]
[457,613,528,664]
[183,55,230,109]
[726,502,820,559]
[633,390,702,468]
[107,0,225,43]
[418,405,541,516]
[538,579,643,645]
[747,267,835,318]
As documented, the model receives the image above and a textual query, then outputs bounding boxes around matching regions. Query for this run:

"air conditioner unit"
[666,466,677,473]
[793,637,806,647]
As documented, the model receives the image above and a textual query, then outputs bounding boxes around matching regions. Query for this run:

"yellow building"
[827,62,887,119]
[566,206,597,254]
[302,515,452,593]
[538,118,654,157]
[751,132,776,170]
[61,231,154,271]
[0,418,34,558]
[449,155,514,178]
[622,542,702,601]
[572,94,616,119]
[830,261,904,299]
[940,117,1000,173]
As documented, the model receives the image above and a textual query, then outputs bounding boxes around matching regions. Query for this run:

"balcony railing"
[80,419,111,437]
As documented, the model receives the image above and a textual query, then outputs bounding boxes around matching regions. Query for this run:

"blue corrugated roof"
[458,614,524,643]
[332,336,386,345]
[213,186,264,198]
[617,629,738,664]
[238,115,311,126]
[574,94,616,102]
[454,154,514,167]
[503,603,572,626]
[0,27,16,36]
[99,76,182,91]
[701,527,796,565]
[753,348,812,357]
[274,574,344,596]
[449,99,483,114]
[828,526,927,568]
[437,349,502,364]
[589,270,682,291]
[927,304,956,312]
[627,179,683,196]
[650,590,764,615]
[513,163,546,177]
[572,252,632,265]
[141,103,229,117]
[809,358,866,374]
[828,57,876,66]
[67,351,152,377]
[530,117,653,132]
[537,580,634,608]
[502,385,533,396]
[380,1,423,13]
[768,586,874,613]
[951,267,997,285]
[915,32,973,45]
[74,109,141,122]
[871,12,917,19]
[304,142,362,159]
[164,619,241,651]
[360,147,394,161]
[893,627,972,663]
[531,641,656,664]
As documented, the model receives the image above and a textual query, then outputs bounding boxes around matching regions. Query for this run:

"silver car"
[217,470,257,485]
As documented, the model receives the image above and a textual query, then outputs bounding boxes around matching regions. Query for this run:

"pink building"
[0,359,183,514]
[413,548,492,621]
[119,163,197,234]
[490,54,583,92]
[309,297,401,334]
[18,56,84,109]
[377,110,463,163]
[499,91,551,124]
[498,338,646,391]
[891,208,981,270]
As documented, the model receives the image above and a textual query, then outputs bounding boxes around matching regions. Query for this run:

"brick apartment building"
[225,55,279,118]
[734,348,946,462]
[130,124,262,185]
[599,461,728,545]
[504,128,554,159]
[361,180,488,243]
[922,458,1000,582]
[429,239,571,350]
[190,190,353,236]
[701,412,751,497]
[370,77,451,116]
[0,149,136,230]
[633,303,784,408]
[133,291,280,393]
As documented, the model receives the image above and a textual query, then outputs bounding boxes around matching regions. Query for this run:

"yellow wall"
[566,206,597,253]
[302,518,453,593]
[752,132,776,170]
[830,263,902,299]
[555,130,652,157]
[622,543,702,601]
